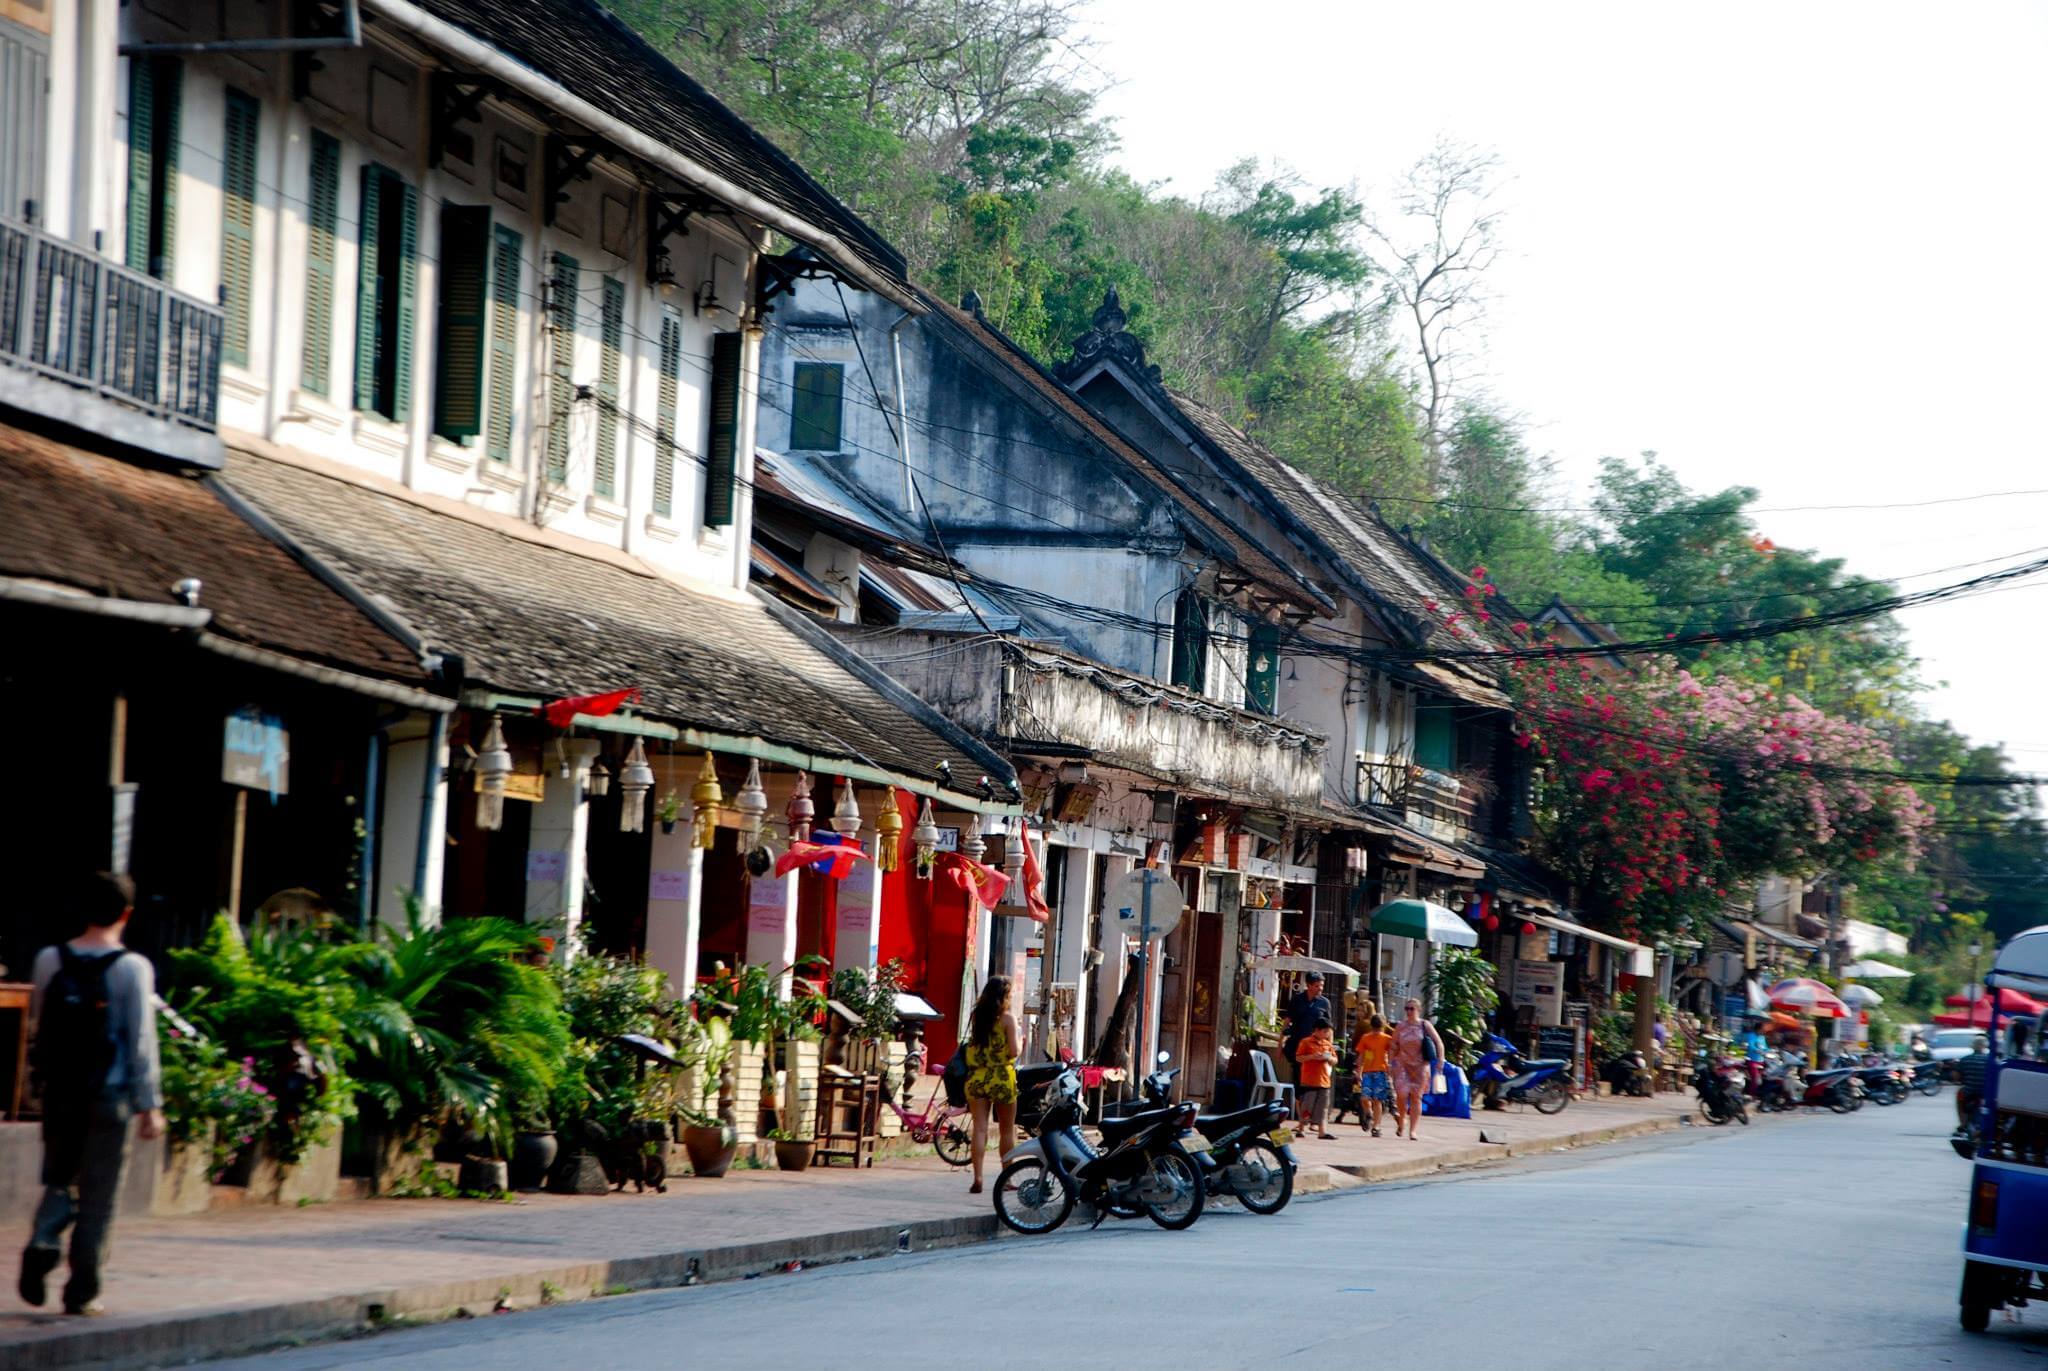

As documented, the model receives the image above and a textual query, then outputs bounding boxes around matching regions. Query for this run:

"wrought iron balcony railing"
[0,215,223,463]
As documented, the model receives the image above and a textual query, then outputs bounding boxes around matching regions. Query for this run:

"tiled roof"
[0,424,425,684]
[388,0,906,295]
[220,446,1011,796]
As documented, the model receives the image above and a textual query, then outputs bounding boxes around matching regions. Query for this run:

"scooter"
[1798,1064,1863,1113]
[1911,1059,1945,1098]
[1835,1053,1908,1106]
[1755,1059,1802,1113]
[1693,1056,1749,1125]
[1470,1033,1572,1114]
[1137,1062,1296,1214]
[993,1055,1205,1236]
[1600,1048,1654,1098]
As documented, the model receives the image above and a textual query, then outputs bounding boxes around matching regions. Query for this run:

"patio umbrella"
[1839,984,1884,1009]
[1767,977,1849,1019]
[1842,959,1913,979]
[1945,988,2048,1014]
[1764,1011,1804,1031]
[1367,898,1479,948]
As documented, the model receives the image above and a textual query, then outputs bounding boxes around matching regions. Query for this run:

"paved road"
[213,1097,2042,1370]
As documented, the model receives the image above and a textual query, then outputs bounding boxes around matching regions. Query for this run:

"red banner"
[1019,826,1051,923]
[538,687,640,730]
[774,836,874,881]
[941,852,1008,908]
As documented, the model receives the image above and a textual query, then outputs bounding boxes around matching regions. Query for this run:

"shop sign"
[1512,958,1563,1026]
[525,849,567,883]
[222,708,289,799]
[648,869,690,901]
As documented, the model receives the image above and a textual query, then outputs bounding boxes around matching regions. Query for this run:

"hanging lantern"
[1483,913,1500,932]
[873,790,903,872]
[786,770,815,841]
[830,777,862,838]
[912,799,940,879]
[1002,820,1027,906]
[960,820,986,866]
[475,715,512,832]
[733,758,769,847]
[618,737,654,833]
[1520,921,1538,937]
[691,752,723,849]
[586,757,611,799]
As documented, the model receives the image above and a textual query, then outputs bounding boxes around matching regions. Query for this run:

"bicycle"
[880,1048,974,1166]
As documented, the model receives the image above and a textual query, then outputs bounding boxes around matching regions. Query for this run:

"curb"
[1324,1113,1686,1185]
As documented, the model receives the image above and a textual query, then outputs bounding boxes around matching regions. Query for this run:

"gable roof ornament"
[1055,286,1160,383]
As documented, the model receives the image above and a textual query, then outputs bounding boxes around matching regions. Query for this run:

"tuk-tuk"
[1959,924,2048,1333]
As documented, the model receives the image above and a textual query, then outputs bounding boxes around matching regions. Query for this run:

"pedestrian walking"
[1280,973,1330,1085]
[18,873,163,1316]
[1388,998,1447,1142]
[1294,1018,1337,1138]
[963,976,1019,1195]
[1353,1014,1394,1137]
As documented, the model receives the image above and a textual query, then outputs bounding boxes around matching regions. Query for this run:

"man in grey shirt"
[18,872,163,1316]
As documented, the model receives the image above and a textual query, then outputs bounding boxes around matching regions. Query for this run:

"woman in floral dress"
[1388,998,1448,1142]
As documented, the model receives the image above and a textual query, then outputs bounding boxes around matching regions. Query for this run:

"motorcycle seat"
[1194,1104,1282,1134]
[1096,1104,1184,1146]
[1520,1058,1569,1072]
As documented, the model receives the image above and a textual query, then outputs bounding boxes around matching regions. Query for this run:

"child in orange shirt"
[1295,1019,1337,1138]
[1354,1015,1393,1137]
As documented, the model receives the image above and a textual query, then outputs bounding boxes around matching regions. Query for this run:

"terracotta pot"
[773,1139,815,1171]
[682,1124,737,1178]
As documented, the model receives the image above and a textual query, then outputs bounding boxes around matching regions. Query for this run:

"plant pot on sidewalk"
[772,1138,815,1171]
[152,1127,217,1216]
[509,1130,558,1191]
[683,1123,738,1178]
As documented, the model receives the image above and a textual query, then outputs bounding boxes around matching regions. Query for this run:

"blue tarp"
[1422,1063,1471,1119]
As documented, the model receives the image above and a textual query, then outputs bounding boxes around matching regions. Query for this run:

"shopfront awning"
[1258,953,1359,986]
[1524,911,1654,978]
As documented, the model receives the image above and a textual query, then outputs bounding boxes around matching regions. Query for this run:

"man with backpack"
[18,872,163,1316]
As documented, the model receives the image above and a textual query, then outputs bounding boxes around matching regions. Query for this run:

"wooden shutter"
[594,277,624,499]
[790,362,843,451]
[219,88,259,367]
[390,178,417,421]
[1170,591,1209,692]
[704,330,741,527]
[1246,623,1280,714]
[653,308,681,518]
[1,20,49,223]
[352,164,382,412]
[433,205,490,440]
[301,131,339,395]
[485,224,521,463]
[545,252,577,482]
[125,58,178,276]
[125,58,154,271]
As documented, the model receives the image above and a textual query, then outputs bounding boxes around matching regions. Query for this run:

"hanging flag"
[539,687,640,730]
[941,851,1009,908]
[774,833,874,881]
[1019,825,1051,923]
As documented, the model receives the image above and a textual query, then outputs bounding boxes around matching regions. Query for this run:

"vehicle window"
[1932,1030,1979,1050]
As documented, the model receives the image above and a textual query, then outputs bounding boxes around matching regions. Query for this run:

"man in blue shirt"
[1741,1019,1769,1091]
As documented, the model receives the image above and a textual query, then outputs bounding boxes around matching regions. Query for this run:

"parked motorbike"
[1599,1048,1654,1098]
[1137,1064,1296,1214]
[994,1055,1205,1236]
[1754,1059,1802,1113]
[1912,1059,1946,1098]
[1470,1034,1572,1114]
[1693,1057,1749,1126]
[1798,1064,1863,1113]
[1833,1052,1909,1106]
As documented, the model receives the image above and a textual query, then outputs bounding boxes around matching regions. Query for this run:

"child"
[1295,1017,1338,1139]
[1354,1014,1394,1138]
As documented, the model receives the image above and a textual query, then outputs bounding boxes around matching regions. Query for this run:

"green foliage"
[1425,949,1498,1065]
[830,958,905,1041]
[552,950,687,1137]
[158,1021,277,1180]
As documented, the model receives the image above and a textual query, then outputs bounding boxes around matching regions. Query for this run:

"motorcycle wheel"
[1532,1080,1570,1115]
[1829,1090,1855,1115]
[1734,1099,1749,1125]
[1230,1140,1294,1215]
[993,1158,1073,1235]
[934,1119,974,1167]
[1699,1099,1729,1126]
[1138,1148,1205,1231]
[1917,1076,1943,1098]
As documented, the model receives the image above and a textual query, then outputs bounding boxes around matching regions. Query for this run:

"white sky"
[1083,0,2048,767]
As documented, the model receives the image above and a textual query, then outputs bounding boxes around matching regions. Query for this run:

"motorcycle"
[1835,1053,1909,1106]
[1911,1059,1945,1098]
[1798,1064,1863,1113]
[1470,1034,1573,1114]
[1693,1056,1749,1126]
[994,1055,1206,1236]
[1754,1059,1802,1113]
[1599,1048,1654,1098]
[1137,1063,1296,1214]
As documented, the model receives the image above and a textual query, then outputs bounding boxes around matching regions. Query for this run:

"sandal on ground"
[969,1180,984,1194]
[1371,1128,1382,1137]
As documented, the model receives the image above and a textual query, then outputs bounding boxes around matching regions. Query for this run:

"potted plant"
[655,790,683,835]
[767,1127,814,1170]
[678,1016,737,1177]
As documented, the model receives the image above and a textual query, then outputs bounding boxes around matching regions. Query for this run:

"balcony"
[0,215,223,466]
[1357,755,1480,842]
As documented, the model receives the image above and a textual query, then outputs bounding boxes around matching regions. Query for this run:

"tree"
[1211,161,1372,374]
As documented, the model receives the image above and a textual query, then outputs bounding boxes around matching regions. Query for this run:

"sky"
[1081,0,2048,767]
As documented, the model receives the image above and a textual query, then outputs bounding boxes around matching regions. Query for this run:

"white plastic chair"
[1248,1050,1297,1114]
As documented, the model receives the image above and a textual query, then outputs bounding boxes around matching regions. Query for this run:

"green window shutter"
[704,330,741,527]
[301,131,339,396]
[653,308,681,518]
[124,59,155,272]
[219,88,259,367]
[1170,591,1209,693]
[1246,623,1280,715]
[485,225,521,463]
[790,362,842,450]
[352,164,383,412]
[545,252,578,482]
[432,205,490,440]
[1415,701,1455,772]
[390,178,417,422]
[594,277,624,499]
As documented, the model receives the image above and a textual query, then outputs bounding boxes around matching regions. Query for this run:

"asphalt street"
[211,1095,2044,1370]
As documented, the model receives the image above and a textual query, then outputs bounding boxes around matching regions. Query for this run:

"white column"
[1092,854,1134,1056]
[645,822,703,994]
[831,788,888,975]
[375,716,448,926]
[1051,846,1096,1059]
[526,739,598,954]
[746,865,799,999]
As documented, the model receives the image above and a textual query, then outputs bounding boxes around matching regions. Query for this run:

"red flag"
[774,837,873,881]
[539,687,639,730]
[1020,825,1051,923]
[941,852,1008,908]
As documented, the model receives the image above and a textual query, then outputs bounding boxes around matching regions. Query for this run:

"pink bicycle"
[882,1047,974,1166]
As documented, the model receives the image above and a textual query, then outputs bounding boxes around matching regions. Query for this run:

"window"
[1170,590,1209,693]
[219,88,259,367]
[545,252,577,482]
[1414,700,1455,772]
[125,56,181,280]
[485,225,521,462]
[432,205,490,441]
[704,330,740,527]
[1245,623,1280,714]
[301,131,340,395]
[789,361,842,451]
[352,164,417,421]
[652,308,682,518]
[1,18,49,222]
[594,278,624,499]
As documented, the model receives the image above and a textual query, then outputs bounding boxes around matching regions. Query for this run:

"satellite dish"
[1101,867,1185,944]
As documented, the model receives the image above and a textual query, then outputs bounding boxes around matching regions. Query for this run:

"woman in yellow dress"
[964,976,1019,1194]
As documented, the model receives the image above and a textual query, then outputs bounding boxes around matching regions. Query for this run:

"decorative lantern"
[733,758,769,847]
[960,820,986,866]
[1002,820,1028,906]
[475,715,512,832]
[912,799,940,879]
[830,777,862,838]
[873,790,903,872]
[1520,921,1538,937]
[691,753,723,849]
[617,738,654,833]
[786,770,815,841]
[586,757,611,798]
[1483,913,1500,932]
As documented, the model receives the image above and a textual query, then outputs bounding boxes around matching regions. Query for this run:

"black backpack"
[29,947,129,1100]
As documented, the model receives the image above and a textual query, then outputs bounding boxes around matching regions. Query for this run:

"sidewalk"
[1,1094,1691,1369]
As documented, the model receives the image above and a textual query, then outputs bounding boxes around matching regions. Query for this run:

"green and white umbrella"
[1367,898,1479,948]
[1841,959,1913,980]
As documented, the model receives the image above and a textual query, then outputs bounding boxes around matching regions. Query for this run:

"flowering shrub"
[159,1023,278,1180]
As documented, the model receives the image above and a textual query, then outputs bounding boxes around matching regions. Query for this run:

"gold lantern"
[874,789,903,872]
[690,752,723,849]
